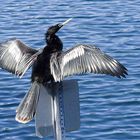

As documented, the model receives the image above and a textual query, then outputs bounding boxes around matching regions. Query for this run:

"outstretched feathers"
[50,44,128,82]
[0,39,127,81]
[0,39,42,77]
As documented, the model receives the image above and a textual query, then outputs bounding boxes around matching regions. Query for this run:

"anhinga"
[0,18,127,123]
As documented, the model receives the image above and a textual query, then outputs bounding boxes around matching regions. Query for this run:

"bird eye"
[58,24,62,28]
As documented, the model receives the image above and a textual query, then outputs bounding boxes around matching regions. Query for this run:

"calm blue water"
[0,0,140,139]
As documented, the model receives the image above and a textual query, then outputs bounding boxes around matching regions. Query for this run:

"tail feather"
[16,81,40,123]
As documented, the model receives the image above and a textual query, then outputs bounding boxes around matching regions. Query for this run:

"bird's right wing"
[0,38,42,77]
[50,44,128,82]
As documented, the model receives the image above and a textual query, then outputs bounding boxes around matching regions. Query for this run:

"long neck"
[44,34,63,54]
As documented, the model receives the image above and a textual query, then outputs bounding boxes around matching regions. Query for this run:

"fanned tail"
[15,81,40,123]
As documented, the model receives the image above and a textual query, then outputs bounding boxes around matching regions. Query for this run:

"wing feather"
[50,44,128,82]
[0,38,41,77]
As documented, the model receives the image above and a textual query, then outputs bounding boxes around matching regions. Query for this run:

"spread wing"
[50,44,128,82]
[0,38,41,77]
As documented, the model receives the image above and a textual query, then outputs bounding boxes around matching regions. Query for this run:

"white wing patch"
[8,41,21,62]
[62,45,85,66]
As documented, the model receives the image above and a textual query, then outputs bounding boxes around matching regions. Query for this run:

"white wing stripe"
[8,42,21,62]
[62,46,85,66]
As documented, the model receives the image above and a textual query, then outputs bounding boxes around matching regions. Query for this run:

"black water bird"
[0,18,127,123]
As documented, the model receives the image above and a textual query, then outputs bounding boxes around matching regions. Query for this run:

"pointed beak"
[58,18,73,28]
[62,18,73,26]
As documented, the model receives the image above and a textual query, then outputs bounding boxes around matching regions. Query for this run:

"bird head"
[46,18,72,36]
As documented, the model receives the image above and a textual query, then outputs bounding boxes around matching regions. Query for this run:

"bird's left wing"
[0,38,42,77]
[50,44,128,82]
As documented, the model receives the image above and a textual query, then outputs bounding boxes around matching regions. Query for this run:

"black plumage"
[0,18,127,123]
